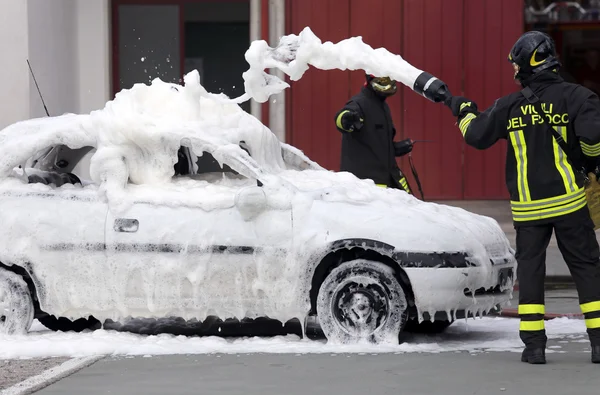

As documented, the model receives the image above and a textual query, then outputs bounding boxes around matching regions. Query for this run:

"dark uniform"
[445,31,600,364]
[334,74,413,193]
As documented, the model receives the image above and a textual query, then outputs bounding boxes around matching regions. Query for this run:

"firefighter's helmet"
[508,31,560,81]
[366,74,397,96]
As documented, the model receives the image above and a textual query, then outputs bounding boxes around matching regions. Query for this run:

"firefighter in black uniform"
[444,31,600,364]
[334,74,414,193]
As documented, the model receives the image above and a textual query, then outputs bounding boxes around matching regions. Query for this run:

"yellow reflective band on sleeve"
[399,177,410,193]
[581,141,600,157]
[336,110,351,131]
[520,320,545,331]
[581,301,600,314]
[509,130,531,202]
[552,126,578,194]
[518,304,545,315]
[459,102,472,111]
[376,184,387,188]
[459,113,477,136]
[585,317,600,329]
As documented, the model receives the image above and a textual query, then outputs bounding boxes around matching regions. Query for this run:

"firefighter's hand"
[394,139,414,157]
[444,96,478,117]
[340,110,364,132]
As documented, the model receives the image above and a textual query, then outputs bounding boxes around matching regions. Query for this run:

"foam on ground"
[0,318,588,359]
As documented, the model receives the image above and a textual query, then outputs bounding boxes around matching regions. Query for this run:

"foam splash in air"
[234,26,426,104]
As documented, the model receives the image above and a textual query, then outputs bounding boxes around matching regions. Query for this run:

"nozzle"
[412,72,451,103]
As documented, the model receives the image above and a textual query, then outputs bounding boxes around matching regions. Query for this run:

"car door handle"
[114,218,139,233]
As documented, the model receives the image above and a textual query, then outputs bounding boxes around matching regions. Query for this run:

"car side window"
[25,145,96,187]
[174,142,250,177]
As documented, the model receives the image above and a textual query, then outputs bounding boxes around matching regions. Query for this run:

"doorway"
[111,0,250,111]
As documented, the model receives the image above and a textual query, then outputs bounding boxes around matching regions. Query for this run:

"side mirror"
[235,186,267,221]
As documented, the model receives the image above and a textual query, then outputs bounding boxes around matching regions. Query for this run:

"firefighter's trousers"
[515,207,600,348]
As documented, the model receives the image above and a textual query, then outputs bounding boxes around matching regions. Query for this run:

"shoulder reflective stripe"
[512,195,586,221]
[581,301,600,314]
[518,304,545,315]
[459,101,472,111]
[520,320,545,331]
[552,126,577,194]
[509,130,531,202]
[581,141,600,157]
[585,317,600,329]
[511,187,585,209]
[459,113,476,136]
[336,110,351,131]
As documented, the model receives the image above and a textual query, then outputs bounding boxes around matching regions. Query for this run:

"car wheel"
[38,314,101,332]
[0,269,35,335]
[403,319,453,334]
[316,259,408,344]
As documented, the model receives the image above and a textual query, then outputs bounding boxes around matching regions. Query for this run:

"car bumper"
[404,261,516,322]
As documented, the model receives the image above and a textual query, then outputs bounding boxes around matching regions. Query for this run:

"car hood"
[278,169,513,264]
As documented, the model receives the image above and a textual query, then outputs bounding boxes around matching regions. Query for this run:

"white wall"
[27,0,78,118]
[0,0,30,129]
[0,0,110,130]
[76,0,111,114]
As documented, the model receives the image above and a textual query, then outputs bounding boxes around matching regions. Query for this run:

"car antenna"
[27,59,50,117]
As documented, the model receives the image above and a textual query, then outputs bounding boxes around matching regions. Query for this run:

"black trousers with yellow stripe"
[516,207,600,348]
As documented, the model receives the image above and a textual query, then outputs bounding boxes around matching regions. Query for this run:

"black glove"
[444,95,478,117]
[339,110,364,132]
[394,139,414,157]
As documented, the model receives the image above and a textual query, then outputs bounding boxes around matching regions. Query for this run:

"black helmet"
[508,31,560,81]
[365,74,397,96]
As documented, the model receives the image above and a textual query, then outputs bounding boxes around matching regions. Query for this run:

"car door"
[0,145,109,317]
[104,160,294,321]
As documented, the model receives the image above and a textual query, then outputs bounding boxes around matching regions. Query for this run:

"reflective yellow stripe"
[460,101,472,111]
[581,301,600,314]
[518,304,545,315]
[509,130,531,202]
[399,178,410,192]
[512,194,586,221]
[552,126,577,194]
[581,141,600,157]
[336,110,351,131]
[459,113,476,136]
[585,317,600,329]
[511,187,585,209]
[520,320,545,331]
[376,184,387,188]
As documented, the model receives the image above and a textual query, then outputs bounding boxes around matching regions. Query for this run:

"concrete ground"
[33,340,599,395]
[440,200,600,278]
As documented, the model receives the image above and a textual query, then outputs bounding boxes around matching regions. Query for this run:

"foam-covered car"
[0,72,515,343]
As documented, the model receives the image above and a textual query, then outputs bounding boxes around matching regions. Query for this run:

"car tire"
[0,269,35,335]
[38,315,101,333]
[403,319,453,334]
[316,259,408,344]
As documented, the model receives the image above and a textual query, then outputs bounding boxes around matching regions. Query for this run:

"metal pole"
[249,0,262,122]
[268,0,286,142]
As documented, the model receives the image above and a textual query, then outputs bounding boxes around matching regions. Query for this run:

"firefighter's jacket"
[334,87,408,191]
[458,71,600,225]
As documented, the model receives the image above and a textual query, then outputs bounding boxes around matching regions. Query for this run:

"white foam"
[237,26,424,103]
[0,317,587,359]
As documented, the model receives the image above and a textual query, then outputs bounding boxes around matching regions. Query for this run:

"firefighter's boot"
[592,345,600,364]
[521,347,546,364]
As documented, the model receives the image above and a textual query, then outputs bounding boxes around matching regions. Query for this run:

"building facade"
[2,0,599,199]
